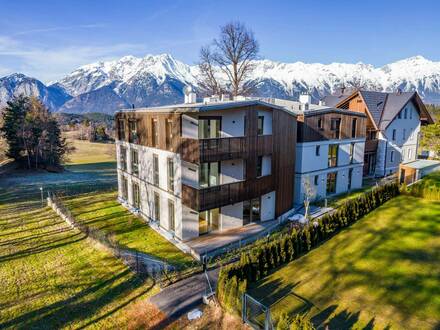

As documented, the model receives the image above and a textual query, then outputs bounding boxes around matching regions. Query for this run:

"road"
[149,267,220,319]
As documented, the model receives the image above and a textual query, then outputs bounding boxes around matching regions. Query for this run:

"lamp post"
[40,187,43,207]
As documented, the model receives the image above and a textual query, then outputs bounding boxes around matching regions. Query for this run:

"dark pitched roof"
[332,90,431,130]
[321,93,352,107]
[378,92,416,130]
[358,90,390,127]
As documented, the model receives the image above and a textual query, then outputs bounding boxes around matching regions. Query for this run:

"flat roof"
[116,99,297,117]
[402,159,440,170]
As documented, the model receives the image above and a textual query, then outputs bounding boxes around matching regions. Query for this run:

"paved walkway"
[149,268,220,319]
[186,220,280,259]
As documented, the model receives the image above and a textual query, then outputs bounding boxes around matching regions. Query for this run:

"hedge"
[404,181,440,201]
[217,182,400,317]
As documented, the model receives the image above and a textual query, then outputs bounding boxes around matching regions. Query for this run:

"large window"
[349,143,355,164]
[128,120,138,143]
[200,162,220,188]
[348,168,353,190]
[117,119,125,141]
[328,144,338,167]
[132,182,140,209]
[199,208,219,235]
[367,129,377,140]
[351,118,357,138]
[154,192,160,222]
[166,119,173,149]
[257,116,264,135]
[131,149,139,176]
[326,172,337,194]
[167,158,174,192]
[199,117,221,139]
[256,156,263,177]
[243,198,261,225]
[120,146,127,171]
[168,200,175,232]
[152,118,158,147]
[153,154,159,186]
[330,118,341,139]
[121,176,128,200]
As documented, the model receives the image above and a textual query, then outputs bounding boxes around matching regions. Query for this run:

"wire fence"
[47,191,174,282]
[242,293,274,330]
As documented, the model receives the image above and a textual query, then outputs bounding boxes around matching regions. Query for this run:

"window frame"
[168,199,175,232]
[132,182,140,209]
[165,119,173,150]
[167,158,175,193]
[326,172,337,195]
[128,119,138,143]
[154,192,160,222]
[328,144,338,168]
[330,118,341,139]
[153,154,159,186]
[351,118,357,138]
[120,146,127,171]
[257,115,265,136]
[315,145,320,156]
[117,119,125,141]
[198,116,222,139]
[152,118,159,147]
[131,149,139,176]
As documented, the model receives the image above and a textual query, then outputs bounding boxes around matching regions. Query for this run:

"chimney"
[183,86,197,103]
[299,92,311,106]
[221,94,230,102]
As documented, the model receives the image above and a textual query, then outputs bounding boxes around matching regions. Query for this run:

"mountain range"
[2,54,440,114]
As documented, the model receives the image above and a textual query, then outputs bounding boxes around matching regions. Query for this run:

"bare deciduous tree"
[198,21,259,97]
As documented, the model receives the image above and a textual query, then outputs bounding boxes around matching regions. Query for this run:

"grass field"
[0,139,189,328]
[64,191,194,267]
[249,195,440,329]
[0,187,158,329]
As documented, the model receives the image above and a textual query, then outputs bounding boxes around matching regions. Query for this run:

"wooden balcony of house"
[180,135,273,163]
[365,139,379,153]
[182,175,274,211]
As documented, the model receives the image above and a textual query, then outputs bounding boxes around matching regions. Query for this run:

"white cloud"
[0,35,148,82]
[13,24,106,36]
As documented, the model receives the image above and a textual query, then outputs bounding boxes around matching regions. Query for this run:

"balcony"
[182,175,274,211]
[365,139,379,153]
[180,135,273,164]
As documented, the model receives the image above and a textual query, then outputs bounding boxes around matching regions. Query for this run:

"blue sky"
[1,0,439,82]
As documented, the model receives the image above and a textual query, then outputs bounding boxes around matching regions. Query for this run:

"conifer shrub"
[217,183,400,316]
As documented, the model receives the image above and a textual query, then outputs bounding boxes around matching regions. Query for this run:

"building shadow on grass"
[0,269,154,329]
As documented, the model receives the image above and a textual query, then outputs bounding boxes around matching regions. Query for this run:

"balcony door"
[200,162,220,188]
[199,117,221,139]
[199,208,220,235]
[243,198,261,225]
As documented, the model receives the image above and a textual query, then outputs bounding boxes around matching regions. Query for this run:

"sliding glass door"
[243,198,261,225]
[199,208,220,235]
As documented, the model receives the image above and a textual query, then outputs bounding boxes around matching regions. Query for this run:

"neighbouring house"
[115,95,296,242]
[322,90,434,177]
[260,95,366,205]
[399,159,440,185]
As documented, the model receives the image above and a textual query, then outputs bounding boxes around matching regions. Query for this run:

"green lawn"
[249,195,440,329]
[0,189,158,329]
[64,191,195,267]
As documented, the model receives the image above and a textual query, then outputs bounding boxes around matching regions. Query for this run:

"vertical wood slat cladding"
[297,112,366,143]
[116,112,182,153]
[117,105,297,218]
[272,110,296,215]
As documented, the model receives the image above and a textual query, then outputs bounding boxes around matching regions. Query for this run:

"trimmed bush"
[217,182,400,316]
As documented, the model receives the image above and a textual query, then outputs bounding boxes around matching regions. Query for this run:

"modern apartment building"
[322,90,434,177]
[295,107,366,204]
[261,96,366,205]
[115,98,296,241]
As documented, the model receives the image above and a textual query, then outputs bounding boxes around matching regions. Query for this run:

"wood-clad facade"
[116,102,297,221]
[297,110,366,142]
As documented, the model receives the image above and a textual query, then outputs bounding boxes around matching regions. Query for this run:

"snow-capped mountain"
[2,54,440,114]
[0,73,71,111]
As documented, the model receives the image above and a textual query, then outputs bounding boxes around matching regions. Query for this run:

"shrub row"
[217,183,400,317]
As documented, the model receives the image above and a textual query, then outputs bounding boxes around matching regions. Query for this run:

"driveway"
[149,267,220,319]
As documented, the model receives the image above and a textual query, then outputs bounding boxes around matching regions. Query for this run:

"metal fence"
[47,191,173,281]
[242,293,274,330]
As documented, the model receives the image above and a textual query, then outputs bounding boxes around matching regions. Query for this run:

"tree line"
[0,95,71,171]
